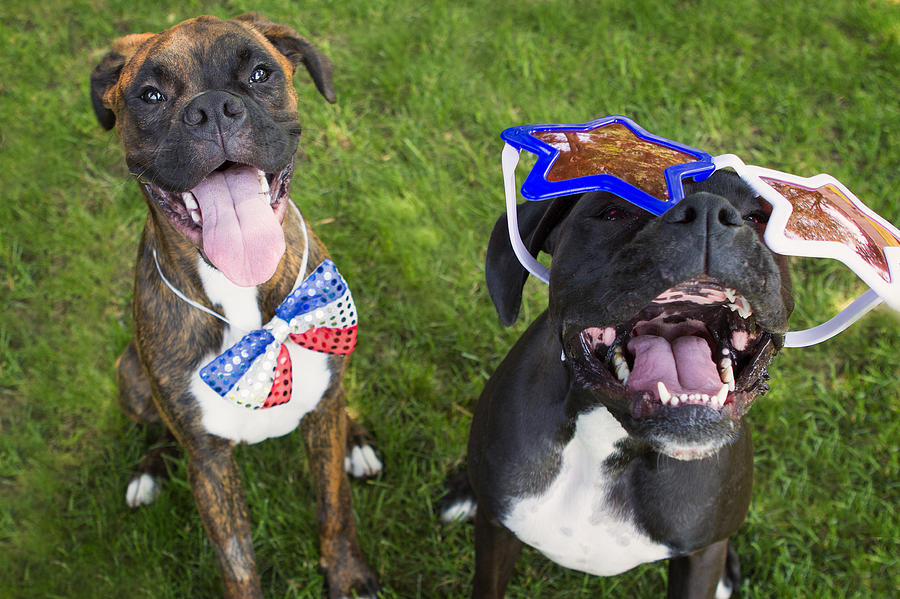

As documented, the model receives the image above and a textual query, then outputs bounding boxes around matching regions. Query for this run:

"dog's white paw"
[125,473,160,507]
[715,576,734,599]
[344,444,382,479]
[438,497,477,523]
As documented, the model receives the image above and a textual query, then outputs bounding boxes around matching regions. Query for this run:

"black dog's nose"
[660,193,743,237]
[183,91,246,140]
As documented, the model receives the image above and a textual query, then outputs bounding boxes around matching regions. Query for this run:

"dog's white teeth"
[714,383,729,407]
[182,192,202,225]
[657,383,729,409]
[723,288,753,319]
[182,192,199,211]
[727,297,753,319]
[657,381,671,404]
[256,169,271,195]
[613,345,630,384]
[719,357,736,391]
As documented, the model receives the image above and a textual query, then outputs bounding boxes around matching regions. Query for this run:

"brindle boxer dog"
[91,14,381,598]
[442,171,794,598]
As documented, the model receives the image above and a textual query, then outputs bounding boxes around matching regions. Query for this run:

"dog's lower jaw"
[607,400,742,461]
[655,433,736,461]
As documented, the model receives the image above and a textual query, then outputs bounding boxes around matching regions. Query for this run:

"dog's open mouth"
[138,160,293,287]
[572,277,776,423]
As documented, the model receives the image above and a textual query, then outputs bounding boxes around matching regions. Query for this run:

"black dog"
[445,170,793,598]
[91,14,381,598]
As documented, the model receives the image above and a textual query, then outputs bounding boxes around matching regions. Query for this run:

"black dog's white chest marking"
[501,406,671,576]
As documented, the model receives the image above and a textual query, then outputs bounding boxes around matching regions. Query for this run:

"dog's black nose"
[182,91,246,140]
[661,193,743,236]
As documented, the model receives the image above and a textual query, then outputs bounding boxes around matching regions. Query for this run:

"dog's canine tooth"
[724,287,737,302]
[613,345,630,384]
[713,383,729,407]
[719,358,735,391]
[719,357,736,391]
[657,381,671,404]
[190,210,201,224]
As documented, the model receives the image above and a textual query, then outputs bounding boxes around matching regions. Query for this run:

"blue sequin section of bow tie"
[199,259,357,409]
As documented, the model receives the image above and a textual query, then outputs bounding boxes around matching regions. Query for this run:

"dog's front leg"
[187,436,262,599]
[471,509,524,599]
[300,383,379,598]
[665,538,733,599]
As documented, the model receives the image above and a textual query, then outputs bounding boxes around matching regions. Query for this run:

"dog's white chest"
[190,260,331,444]
[502,406,670,576]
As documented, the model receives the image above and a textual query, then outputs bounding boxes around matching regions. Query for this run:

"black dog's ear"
[90,33,154,130]
[235,13,337,104]
[485,198,575,326]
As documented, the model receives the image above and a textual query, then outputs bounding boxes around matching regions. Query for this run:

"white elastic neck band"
[503,143,550,285]
[152,202,310,326]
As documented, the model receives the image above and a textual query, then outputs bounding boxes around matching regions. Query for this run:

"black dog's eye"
[743,211,769,225]
[140,87,166,104]
[595,206,633,221]
[249,65,271,85]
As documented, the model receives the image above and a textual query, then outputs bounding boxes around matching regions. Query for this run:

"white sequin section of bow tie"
[199,259,358,409]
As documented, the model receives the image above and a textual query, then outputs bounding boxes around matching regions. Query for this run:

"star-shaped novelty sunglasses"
[500,115,900,348]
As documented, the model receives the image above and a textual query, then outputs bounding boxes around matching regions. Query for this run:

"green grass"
[1,0,898,597]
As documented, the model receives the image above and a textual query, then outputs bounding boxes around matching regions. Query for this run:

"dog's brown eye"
[249,66,270,84]
[140,87,166,104]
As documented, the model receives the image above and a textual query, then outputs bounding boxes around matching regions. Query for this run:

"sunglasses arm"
[783,288,883,348]
[503,143,551,285]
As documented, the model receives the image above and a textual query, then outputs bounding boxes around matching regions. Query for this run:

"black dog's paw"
[436,463,477,523]
[716,541,742,598]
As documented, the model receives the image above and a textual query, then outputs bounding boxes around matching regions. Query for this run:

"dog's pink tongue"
[191,166,285,287]
[626,335,722,396]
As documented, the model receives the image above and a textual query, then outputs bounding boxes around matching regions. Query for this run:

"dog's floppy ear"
[90,33,154,130]
[485,198,575,326]
[234,13,337,104]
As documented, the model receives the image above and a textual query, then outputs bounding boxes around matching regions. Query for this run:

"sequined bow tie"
[200,259,357,409]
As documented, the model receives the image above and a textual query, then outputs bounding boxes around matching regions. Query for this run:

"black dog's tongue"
[191,165,285,287]
[626,335,722,396]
